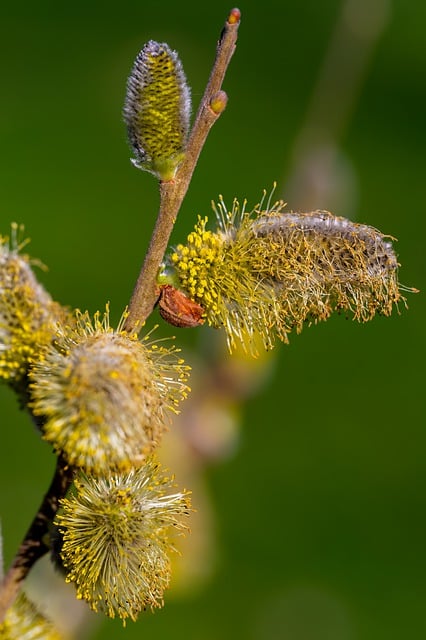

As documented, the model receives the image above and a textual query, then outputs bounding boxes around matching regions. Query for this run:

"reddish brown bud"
[228,8,241,25]
[210,90,228,115]
[157,284,205,328]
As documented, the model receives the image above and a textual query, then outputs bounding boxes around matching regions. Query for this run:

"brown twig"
[124,8,241,332]
[0,457,74,623]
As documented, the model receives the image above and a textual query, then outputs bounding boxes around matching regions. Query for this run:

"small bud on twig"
[227,8,241,25]
[210,90,228,115]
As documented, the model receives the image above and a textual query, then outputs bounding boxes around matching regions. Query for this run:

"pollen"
[29,307,190,473]
[170,217,223,310]
[161,193,412,355]
[54,459,191,622]
[0,227,66,386]
[0,592,62,640]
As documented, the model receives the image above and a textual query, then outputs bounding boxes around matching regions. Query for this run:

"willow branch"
[124,8,241,332]
[0,457,74,623]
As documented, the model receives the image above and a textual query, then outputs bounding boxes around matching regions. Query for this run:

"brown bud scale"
[157,284,205,328]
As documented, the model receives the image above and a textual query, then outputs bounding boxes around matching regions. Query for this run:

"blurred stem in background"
[284,0,391,212]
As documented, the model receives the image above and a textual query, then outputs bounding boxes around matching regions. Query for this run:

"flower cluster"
[0,593,63,640]
[54,460,191,622]
[0,225,66,387]
[30,308,190,474]
[161,194,408,354]
[28,307,192,620]
[1,34,200,629]
[0,234,192,624]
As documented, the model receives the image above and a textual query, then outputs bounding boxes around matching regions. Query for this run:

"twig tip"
[228,8,241,25]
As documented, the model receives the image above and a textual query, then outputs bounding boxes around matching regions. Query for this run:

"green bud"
[123,40,191,181]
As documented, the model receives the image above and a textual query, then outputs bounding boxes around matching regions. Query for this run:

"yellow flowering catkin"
[0,225,66,386]
[162,195,412,354]
[29,307,190,474]
[54,459,191,623]
[123,40,191,181]
[0,592,63,640]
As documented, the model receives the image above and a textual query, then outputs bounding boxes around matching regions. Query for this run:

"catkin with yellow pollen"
[160,194,412,354]
[252,208,402,335]
[29,307,190,474]
[53,458,191,623]
[0,592,63,640]
[0,224,66,385]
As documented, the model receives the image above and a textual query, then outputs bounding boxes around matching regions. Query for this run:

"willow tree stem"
[124,8,241,332]
[0,458,73,623]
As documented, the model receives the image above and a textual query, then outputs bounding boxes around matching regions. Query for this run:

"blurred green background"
[0,1,425,638]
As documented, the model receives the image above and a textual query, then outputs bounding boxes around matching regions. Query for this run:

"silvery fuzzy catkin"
[162,196,407,354]
[123,40,191,181]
